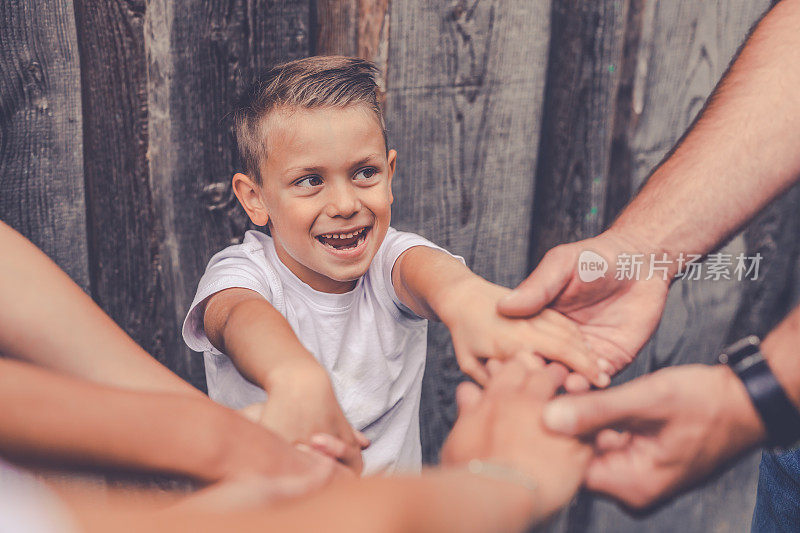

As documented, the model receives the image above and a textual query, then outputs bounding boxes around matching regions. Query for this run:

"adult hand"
[442,360,591,519]
[497,230,672,390]
[542,364,765,509]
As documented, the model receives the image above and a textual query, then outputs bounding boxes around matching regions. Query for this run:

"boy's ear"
[387,149,397,204]
[232,173,269,226]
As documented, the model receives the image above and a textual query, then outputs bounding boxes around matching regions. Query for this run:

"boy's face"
[234,105,395,293]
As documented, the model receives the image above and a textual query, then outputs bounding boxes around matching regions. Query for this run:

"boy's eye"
[354,167,378,181]
[295,175,323,188]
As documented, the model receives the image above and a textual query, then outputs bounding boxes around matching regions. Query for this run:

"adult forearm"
[759,305,800,411]
[611,0,800,262]
[0,222,200,397]
[0,358,289,482]
[91,470,539,533]
[265,471,537,533]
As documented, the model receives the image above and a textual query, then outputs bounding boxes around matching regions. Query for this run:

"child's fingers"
[308,433,348,460]
[485,358,529,393]
[486,359,504,377]
[308,433,365,474]
[513,351,545,370]
[525,321,608,388]
[594,429,631,452]
[537,308,583,336]
[458,353,490,386]
[564,372,592,392]
[455,381,483,413]
[354,430,371,449]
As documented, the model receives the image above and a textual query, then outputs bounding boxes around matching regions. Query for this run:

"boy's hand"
[239,362,369,474]
[439,278,608,387]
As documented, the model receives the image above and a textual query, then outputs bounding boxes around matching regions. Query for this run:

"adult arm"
[0,221,200,396]
[62,360,589,533]
[0,357,342,486]
[499,0,800,380]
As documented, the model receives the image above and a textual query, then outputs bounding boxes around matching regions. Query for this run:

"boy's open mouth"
[315,227,370,251]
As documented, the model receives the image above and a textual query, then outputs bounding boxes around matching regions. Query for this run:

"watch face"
[720,335,761,366]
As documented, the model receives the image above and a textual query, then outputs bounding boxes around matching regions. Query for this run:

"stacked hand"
[439,277,608,388]
[543,364,765,508]
[240,362,369,474]
[442,359,591,519]
[493,230,782,509]
[498,230,671,390]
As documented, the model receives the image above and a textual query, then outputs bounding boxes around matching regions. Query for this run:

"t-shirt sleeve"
[376,227,466,319]
[182,241,275,355]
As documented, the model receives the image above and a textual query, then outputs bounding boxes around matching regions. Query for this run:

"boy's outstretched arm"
[0,356,344,486]
[392,246,606,386]
[203,288,368,472]
[0,222,200,397]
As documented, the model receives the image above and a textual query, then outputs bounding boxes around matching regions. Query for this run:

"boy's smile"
[233,105,395,294]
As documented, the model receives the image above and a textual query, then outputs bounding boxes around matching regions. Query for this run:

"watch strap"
[721,336,800,448]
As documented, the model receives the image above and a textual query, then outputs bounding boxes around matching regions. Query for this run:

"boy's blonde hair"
[233,56,387,185]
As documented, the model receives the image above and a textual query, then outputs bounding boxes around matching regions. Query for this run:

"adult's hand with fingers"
[497,230,672,390]
[442,360,592,520]
[542,364,765,509]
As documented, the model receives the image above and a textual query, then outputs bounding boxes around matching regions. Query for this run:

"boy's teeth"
[322,229,362,239]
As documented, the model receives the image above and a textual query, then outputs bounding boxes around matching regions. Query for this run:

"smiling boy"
[182,56,606,475]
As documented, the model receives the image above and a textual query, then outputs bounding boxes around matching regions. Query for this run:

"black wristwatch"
[719,335,800,448]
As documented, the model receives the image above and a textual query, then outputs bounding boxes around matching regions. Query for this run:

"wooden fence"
[2,1,796,531]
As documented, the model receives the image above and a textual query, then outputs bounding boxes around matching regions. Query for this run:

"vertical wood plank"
[314,0,358,56]
[528,0,627,266]
[143,0,311,388]
[583,1,772,531]
[385,0,552,463]
[0,0,88,290]
[313,0,390,93]
[72,0,186,381]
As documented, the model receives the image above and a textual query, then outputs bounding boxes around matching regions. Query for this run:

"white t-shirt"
[0,458,77,533]
[182,227,462,475]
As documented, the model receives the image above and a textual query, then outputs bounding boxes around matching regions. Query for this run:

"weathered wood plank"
[142,0,311,389]
[528,0,627,266]
[0,0,88,290]
[314,0,390,94]
[72,0,187,381]
[314,0,358,56]
[385,0,552,463]
[583,1,772,531]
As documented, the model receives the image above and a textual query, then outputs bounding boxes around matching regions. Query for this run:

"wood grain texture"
[528,0,627,266]
[314,0,358,55]
[73,0,182,380]
[581,1,773,531]
[314,0,390,95]
[384,0,552,463]
[142,0,311,389]
[0,0,88,290]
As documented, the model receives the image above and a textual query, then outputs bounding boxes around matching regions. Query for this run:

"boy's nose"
[325,183,362,218]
